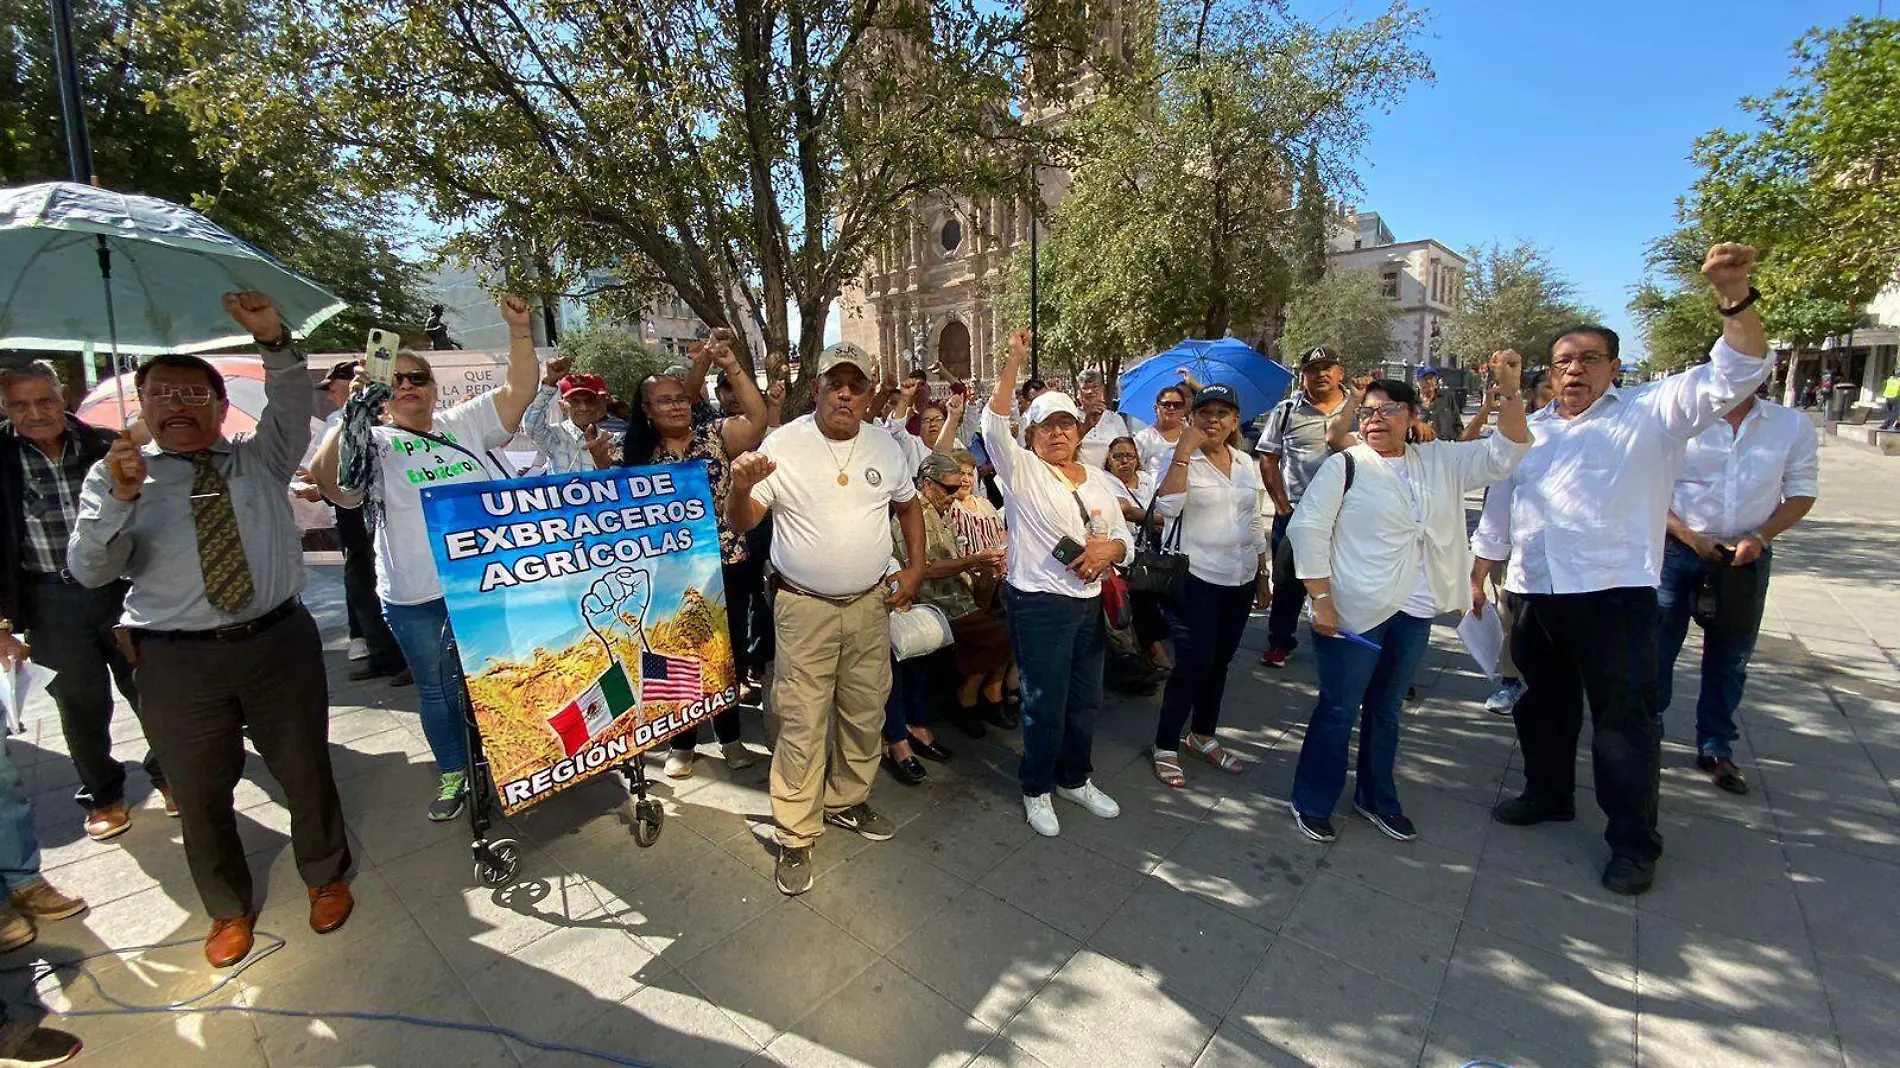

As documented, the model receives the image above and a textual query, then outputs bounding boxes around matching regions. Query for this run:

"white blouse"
[1289,435,1530,633]
[1153,446,1270,587]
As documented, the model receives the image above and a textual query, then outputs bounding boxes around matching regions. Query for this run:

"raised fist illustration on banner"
[582,566,652,641]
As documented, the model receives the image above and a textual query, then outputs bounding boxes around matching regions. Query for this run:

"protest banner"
[420,462,737,815]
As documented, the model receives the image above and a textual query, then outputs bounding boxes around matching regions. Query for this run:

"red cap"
[559,373,608,398]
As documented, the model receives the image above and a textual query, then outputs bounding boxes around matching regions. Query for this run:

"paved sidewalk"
[5,439,1897,1068]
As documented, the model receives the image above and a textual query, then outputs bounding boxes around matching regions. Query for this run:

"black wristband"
[1718,286,1761,318]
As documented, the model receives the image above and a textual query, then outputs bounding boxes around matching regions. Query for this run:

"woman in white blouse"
[1147,385,1269,786]
[1134,384,1191,477]
[1286,357,1531,844]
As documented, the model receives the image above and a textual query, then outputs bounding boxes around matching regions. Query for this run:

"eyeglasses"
[393,371,433,387]
[1552,353,1613,370]
[143,385,217,407]
[1356,403,1408,421]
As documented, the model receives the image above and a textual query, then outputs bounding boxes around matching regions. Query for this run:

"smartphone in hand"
[1051,536,1085,566]
[364,329,399,386]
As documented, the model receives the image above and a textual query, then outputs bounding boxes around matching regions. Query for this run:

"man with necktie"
[67,292,352,968]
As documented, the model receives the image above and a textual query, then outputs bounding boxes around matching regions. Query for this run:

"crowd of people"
[0,242,1821,1065]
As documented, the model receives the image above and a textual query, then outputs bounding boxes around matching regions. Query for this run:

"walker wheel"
[475,838,521,886]
[632,799,664,848]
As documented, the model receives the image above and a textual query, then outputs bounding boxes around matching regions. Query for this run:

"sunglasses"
[144,385,218,407]
[1156,400,1185,410]
[393,371,433,388]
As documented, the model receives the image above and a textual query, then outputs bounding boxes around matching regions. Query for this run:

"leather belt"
[131,598,299,643]
[770,574,882,607]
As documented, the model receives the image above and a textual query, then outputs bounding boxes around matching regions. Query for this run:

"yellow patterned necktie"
[188,451,255,614]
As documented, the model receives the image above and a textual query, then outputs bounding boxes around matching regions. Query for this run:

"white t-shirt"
[1077,410,1145,470]
[1384,456,1441,619]
[981,406,1133,599]
[1134,423,1180,478]
[753,415,917,597]
[1109,470,1157,514]
[373,393,512,605]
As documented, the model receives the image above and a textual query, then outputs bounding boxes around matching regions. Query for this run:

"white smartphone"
[364,329,399,386]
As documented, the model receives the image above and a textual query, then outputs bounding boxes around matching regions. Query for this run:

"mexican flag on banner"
[548,658,637,757]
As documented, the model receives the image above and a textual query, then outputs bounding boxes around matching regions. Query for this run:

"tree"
[1685,16,1900,309]
[1279,268,1397,373]
[1290,145,1329,288]
[1629,229,1723,373]
[555,325,668,408]
[1443,241,1595,368]
[0,0,428,351]
[143,0,1092,382]
[990,0,1430,374]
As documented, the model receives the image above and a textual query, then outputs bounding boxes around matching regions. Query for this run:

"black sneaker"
[0,1022,82,1067]
[1601,855,1656,896]
[1491,795,1575,826]
[774,846,813,896]
[427,772,469,822]
[824,803,894,842]
[1289,803,1336,843]
[1353,803,1418,841]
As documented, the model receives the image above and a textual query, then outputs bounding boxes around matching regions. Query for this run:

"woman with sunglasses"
[310,293,542,821]
[1284,355,1530,844]
[1134,384,1192,478]
[605,330,770,779]
[1147,384,1269,786]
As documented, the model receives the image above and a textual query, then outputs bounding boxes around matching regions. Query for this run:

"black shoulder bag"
[1121,484,1191,597]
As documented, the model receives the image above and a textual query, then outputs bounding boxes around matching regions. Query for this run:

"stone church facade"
[837,3,1149,386]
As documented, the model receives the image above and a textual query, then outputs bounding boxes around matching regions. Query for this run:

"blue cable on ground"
[0,934,670,1068]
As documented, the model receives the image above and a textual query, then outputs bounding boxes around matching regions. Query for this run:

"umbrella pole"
[95,238,128,423]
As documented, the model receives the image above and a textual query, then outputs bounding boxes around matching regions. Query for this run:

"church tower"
[838,0,1153,385]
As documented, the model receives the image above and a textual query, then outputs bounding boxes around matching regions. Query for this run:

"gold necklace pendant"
[837,472,850,486]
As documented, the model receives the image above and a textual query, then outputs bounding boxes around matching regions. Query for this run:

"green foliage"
[1291,146,1329,288]
[1443,241,1595,368]
[141,0,1087,381]
[555,325,668,408]
[992,0,1430,370]
[1279,268,1397,373]
[1765,297,1865,349]
[1629,229,1722,373]
[0,0,427,351]
[1685,16,1900,309]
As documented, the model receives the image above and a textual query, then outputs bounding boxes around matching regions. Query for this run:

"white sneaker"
[1024,794,1060,837]
[347,638,369,662]
[663,750,696,779]
[1055,780,1120,819]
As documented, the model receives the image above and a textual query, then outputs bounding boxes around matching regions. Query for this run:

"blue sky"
[1321,0,1875,357]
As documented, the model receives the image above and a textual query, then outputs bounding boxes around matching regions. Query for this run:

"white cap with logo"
[1024,391,1083,427]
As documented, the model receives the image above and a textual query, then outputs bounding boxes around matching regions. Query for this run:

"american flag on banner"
[640,648,703,702]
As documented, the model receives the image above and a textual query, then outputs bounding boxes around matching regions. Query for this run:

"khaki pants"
[768,588,892,848]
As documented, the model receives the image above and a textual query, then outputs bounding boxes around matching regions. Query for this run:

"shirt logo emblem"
[864,467,883,487]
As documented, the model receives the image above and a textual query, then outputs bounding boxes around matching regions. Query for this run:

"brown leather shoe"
[204,914,255,968]
[83,802,130,842]
[308,881,354,934]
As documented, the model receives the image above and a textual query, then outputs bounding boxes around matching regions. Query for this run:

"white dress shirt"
[1292,435,1529,634]
[981,406,1133,599]
[1670,399,1819,541]
[1077,409,1145,470]
[1134,424,1181,478]
[1470,337,1770,595]
[1153,446,1270,587]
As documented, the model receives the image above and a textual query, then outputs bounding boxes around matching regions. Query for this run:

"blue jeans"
[1155,574,1256,751]
[1005,587,1105,797]
[1290,612,1434,819]
[1265,514,1304,653]
[1656,539,1771,760]
[382,598,471,774]
[0,743,43,892]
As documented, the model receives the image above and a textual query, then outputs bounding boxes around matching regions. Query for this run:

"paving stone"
[1436,923,1637,1066]
[763,960,993,1068]
[1086,876,1276,1016]
[888,885,1079,1030]
[1001,949,1218,1068]
[680,899,878,1046]
[1634,911,1832,1039]
[800,839,971,952]
[1461,869,1637,983]
[1227,937,1432,1068]
[1279,872,1455,1000]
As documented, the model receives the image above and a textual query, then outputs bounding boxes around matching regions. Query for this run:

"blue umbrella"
[1117,336,1293,426]
[0,181,347,418]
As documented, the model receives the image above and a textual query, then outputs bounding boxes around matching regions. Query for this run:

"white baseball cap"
[1025,391,1083,426]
